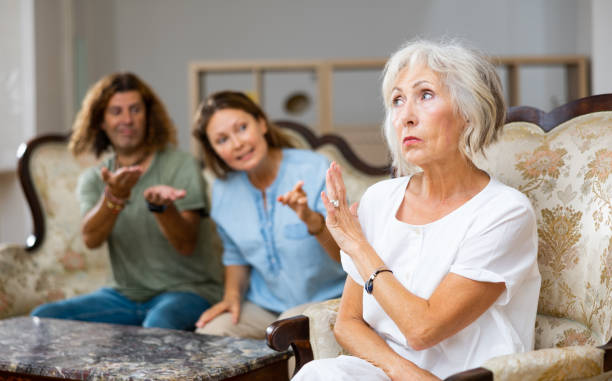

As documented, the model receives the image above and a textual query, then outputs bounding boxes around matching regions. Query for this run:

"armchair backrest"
[472,94,612,349]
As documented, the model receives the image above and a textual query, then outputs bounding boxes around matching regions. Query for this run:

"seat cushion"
[536,314,601,350]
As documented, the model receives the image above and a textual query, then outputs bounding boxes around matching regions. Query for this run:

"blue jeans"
[30,287,211,330]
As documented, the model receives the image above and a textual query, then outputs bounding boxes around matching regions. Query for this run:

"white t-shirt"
[341,175,541,379]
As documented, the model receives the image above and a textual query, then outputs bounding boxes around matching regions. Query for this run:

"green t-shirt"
[77,148,223,303]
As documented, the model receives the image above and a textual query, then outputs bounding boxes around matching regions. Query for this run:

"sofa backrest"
[472,94,612,349]
[0,121,388,319]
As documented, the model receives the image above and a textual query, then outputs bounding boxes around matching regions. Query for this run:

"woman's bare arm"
[335,277,440,381]
[196,265,251,328]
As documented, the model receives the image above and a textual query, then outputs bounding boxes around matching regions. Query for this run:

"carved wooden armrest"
[266,315,313,376]
[444,368,493,381]
[599,338,612,372]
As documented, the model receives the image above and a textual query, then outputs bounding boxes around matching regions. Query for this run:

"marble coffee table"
[0,317,291,380]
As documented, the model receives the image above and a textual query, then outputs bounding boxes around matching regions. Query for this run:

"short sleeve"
[76,167,103,216]
[450,196,538,306]
[218,224,248,266]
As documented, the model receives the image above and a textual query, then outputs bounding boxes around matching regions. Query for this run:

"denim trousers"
[30,287,211,330]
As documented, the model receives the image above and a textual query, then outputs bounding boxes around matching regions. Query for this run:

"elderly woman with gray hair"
[293,39,541,380]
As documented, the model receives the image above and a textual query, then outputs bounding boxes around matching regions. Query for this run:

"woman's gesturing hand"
[277,180,326,233]
[277,180,310,220]
[195,297,242,328]
[321,162,367,256]
[101,166,143,200]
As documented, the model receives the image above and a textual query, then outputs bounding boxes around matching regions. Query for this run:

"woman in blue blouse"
[192,91,345,338]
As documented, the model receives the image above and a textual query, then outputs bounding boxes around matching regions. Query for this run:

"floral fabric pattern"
[482,345,603,381]
[585,149,612,231]
[535,314,600,350]
[473,112,612,346]
[515,145,568,200]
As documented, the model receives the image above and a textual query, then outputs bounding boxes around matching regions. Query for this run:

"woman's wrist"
[306,212,326,235]
[386,356,419,380]
[343,237,370,258]
[224,289,243,302]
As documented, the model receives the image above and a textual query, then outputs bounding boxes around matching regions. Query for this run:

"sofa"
[266,94,612,380]
[0,121,388,321]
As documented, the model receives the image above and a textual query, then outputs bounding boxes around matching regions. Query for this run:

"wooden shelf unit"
[188,55,589,158]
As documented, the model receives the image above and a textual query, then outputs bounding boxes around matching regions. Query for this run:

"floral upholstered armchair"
[0,137,110,319]
[0,121,388,321]
[266,94,612,381]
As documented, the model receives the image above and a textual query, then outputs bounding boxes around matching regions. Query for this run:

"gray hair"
[381,39,506,176]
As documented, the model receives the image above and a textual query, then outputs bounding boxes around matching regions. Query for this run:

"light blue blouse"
[211,148,345,313]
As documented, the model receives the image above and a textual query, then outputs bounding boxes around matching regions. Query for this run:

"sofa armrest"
[0,243,42,318]
[0,239,110,320]
[444,368,493,381]
[266,315,313,376]
[479,345,605,381]
[600,339,612,371]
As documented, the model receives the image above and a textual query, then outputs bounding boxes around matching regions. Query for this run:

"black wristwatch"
[365,267,393,294]
[146,201,167,213]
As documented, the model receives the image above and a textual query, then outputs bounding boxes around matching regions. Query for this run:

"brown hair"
[192,90,293,178]
[69,72,177,157]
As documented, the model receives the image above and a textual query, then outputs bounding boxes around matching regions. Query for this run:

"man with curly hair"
[31,72,223,330]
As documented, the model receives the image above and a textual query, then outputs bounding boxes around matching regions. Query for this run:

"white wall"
[0,0,35,172]
[592,0,612,94]
[34,0,74,136]
[74,0,592,151]
[0,0,35,244]
[0,0,73,245]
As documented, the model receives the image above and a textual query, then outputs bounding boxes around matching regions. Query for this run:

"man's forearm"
[152,205,200,255]
[81,195,120,248]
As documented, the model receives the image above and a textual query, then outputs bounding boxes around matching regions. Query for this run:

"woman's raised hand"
[322,162,366,256]
[101,166,143,199]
